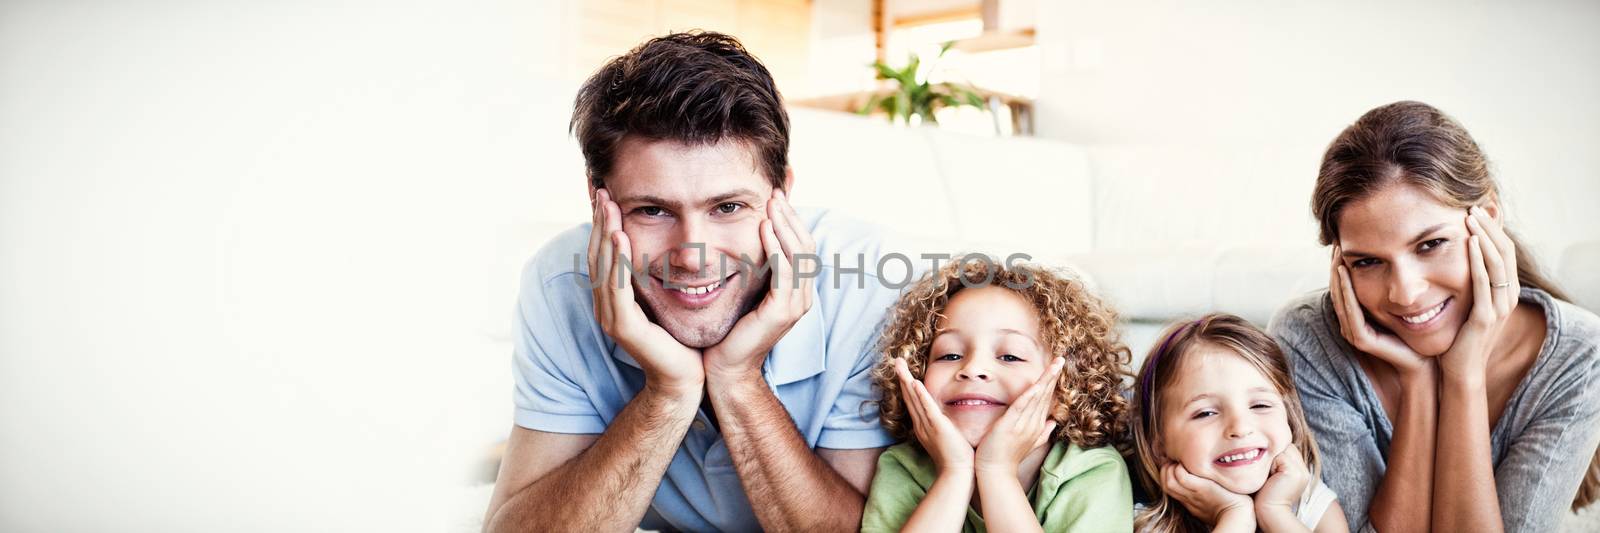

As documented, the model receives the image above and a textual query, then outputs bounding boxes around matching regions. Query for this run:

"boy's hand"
[974,357,1064,474]
[894,358,975,474]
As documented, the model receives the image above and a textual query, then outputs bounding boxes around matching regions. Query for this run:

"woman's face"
[1336,183,1478,356]
[1158,346,1293,494]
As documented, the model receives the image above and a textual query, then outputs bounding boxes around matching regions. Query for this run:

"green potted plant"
[858,42,987,126]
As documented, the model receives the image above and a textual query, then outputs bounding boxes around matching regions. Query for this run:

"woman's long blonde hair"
[1131,314,1322,533]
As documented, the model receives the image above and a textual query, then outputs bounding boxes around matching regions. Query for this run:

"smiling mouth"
[668,278,724,295]
[1214,448,1266,467]
[654,272,737,307]
[944,394,1007,409]
[1394,297,1450,329]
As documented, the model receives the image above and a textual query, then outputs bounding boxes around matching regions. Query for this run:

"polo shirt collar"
[764,303,827,386]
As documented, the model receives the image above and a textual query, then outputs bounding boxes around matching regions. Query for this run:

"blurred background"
[3,0,1599,531]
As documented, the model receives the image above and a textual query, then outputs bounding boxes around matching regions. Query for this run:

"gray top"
[1268,288,1600,533]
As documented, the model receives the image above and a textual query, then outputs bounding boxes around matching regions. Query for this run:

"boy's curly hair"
[870,256,1132,449]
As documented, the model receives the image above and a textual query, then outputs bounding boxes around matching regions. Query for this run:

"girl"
[862,257,1134,532]
[1132,314,1348,533]
[1270,101,1600,532]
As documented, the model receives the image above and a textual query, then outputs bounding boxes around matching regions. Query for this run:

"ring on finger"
[1492,281,1511,289]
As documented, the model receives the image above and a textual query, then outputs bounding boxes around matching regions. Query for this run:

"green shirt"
[862,441,1134,533]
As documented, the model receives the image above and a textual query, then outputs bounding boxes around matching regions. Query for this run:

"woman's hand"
[974,357,1064,474]
[894,358,975,475]
[1438,206,1519,383]
[1162,462,1255,530]
[1329,244,1431,378]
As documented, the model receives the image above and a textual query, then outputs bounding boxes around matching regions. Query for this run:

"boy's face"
[1158,347,1293,494]
[599,137,777,349]
[920,286,1050,447]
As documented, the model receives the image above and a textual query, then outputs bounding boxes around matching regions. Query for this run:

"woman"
[1269,101,1600,532]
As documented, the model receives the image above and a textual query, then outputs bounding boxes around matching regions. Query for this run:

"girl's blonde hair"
[1131,314,1322,533]
[871,256,1131,449]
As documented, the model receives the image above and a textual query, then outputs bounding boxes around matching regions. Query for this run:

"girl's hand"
[894,358,975,473]
[1162,462,1255,528]
[1329,244,1430,378]
[1438,206,1519,383]
[1254,445,1311,511]
[974,357,1064,474]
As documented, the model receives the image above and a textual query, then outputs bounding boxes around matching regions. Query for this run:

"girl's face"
[1159,346,1292,494]
[1336,183,1476,356]
[921,286,1050,447]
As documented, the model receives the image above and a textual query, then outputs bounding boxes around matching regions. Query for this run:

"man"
[483,32,911,532]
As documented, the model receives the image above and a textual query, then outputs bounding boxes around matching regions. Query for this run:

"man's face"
[600,137,777,348]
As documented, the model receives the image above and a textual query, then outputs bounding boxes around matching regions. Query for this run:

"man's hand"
[589,188,704,393]
[703,189,815,384]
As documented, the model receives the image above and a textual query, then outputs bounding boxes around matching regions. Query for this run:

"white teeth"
[672,280,721,295]
[950,399,993,406]
[1402,301,1446,324]
[1218,449,1261,463]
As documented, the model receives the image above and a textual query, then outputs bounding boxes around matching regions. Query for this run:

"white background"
[2,1,1596,531]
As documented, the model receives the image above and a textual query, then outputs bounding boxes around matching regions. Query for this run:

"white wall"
[5,1,1598,530]
[807,0,878,98]
[0,1,588,530]
[1035,0,1600,258]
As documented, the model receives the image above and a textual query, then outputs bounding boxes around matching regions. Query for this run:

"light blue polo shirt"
[511,208,916,532]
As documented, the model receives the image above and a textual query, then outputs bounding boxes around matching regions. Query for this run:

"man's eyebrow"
[613,188,762,210]
[613,194,681,210]
[1341,223,1449,258]
[706,189,762,205]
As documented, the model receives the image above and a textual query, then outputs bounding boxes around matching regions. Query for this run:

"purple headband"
[1138,319,1204,422]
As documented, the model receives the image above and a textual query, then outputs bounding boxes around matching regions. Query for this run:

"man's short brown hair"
[570,31,789,189]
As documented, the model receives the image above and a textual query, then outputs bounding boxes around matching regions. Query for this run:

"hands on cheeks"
[1328,243,1430,376]
[975,357,1064,474]
[1328,205,1519,382]
[588,188,704,392]
[1161,445,1310,532]
[587,188,816,390]
[892,357,1064,477]
[1441,205,1520,381]
[894,358,975,473]
[1160,461,1255,528]
[1254,446,1311,513]
[704,190,816,383]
